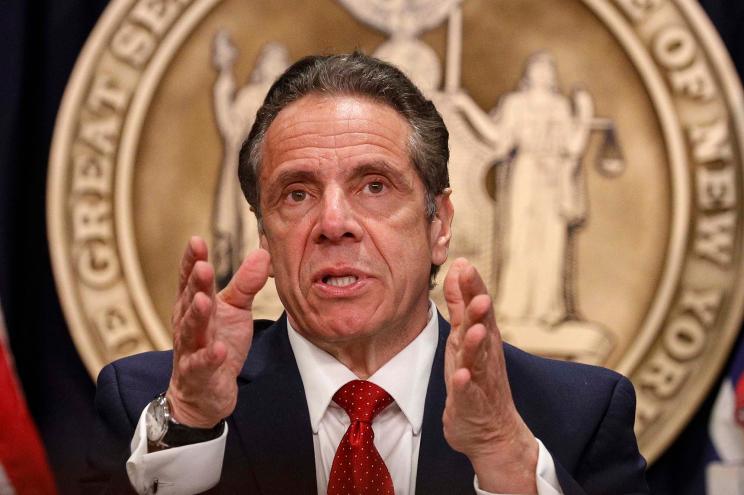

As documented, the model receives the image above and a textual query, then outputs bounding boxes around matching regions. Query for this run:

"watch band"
[161,418,225,448]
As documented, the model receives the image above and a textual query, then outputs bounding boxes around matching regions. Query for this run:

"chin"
[320,313,376,339]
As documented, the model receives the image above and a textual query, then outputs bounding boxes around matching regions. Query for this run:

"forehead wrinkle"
[330,115,409,144]
[264,94,414,180]
[267,94,410,146]
[270,99,408,132]
[271,130,407,158]
[271,118,407,142]
[336,146,408,175]
[271,112,397,134]
[332,129,407,153]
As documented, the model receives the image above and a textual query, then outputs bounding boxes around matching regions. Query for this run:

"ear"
[429,188,454,267]
[259,231,275,277]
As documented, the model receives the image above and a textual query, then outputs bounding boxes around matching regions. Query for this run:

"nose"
[313,186,363,244]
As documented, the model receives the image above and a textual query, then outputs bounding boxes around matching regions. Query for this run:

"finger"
[465,293,503,350]
[219,249,271,309]
[465,293,494,331]
[444,258,469,329]
[458,262,489,307]
[177,343,227,382]
[451,367,474,404]
[455,263,478,331]
[458,264,496,337]
[179,291,213,351]
[178,236,208,295]
[463,296,508,398]
[207,339,228,367]
[175,260,215,326]
[457,323,488,373]
[202,265,218,342]
[187,338,228,371]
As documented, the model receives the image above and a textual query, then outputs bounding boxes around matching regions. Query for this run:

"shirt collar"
[287,302,439,436]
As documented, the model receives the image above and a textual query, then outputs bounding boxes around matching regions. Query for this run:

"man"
[86,52,648,494]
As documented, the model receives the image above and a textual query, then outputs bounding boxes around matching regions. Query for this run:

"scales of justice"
[210,0,626,365]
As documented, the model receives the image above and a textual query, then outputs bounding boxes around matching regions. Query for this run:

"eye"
[365,181,385,194]
[288,190,307,202]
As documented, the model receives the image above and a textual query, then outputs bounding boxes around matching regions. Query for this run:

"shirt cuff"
[473,438,563,495]
[126,405,227,494]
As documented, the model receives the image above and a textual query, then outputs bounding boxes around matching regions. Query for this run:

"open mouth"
[322,275,358,287]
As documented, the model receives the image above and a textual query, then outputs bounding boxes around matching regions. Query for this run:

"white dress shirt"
[127,303,564,494]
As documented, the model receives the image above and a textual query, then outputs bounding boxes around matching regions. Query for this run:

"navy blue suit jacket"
[85,314,648,494]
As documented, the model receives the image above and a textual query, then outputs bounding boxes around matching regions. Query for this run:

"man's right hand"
[166,236,270,428]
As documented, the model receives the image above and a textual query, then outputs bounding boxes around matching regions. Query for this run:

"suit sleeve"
[80,363,139,494]
[553,376,650,495]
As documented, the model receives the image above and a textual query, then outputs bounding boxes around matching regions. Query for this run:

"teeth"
[326,276,357,287]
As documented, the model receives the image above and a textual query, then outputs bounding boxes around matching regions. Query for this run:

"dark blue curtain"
[0,1,741,493]
[0,1,108,491]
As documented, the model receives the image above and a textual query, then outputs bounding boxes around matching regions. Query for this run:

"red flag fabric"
[0,307,57,494]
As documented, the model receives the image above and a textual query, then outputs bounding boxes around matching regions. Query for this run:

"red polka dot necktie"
[327,380,395,495]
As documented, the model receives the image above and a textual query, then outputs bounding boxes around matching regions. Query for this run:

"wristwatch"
[145,392,225,451]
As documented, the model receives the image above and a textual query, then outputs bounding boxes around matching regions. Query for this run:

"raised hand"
[167,236,270,428]
[442,258,538,493]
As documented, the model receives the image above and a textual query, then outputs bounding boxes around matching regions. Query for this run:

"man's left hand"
[442,258,538,494]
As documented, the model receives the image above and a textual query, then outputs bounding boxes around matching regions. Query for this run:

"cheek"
[372,217,432,272]
[262,221,311,281]
[275,239,304,274]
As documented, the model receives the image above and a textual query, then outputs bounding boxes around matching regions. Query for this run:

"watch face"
[146,399,166,442]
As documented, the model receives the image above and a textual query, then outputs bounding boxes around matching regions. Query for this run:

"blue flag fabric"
[706,337,744,493]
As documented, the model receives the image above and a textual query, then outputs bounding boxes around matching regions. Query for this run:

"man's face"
[258,94,452,348]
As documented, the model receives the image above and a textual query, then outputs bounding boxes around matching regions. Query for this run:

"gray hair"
[238,51,450,283]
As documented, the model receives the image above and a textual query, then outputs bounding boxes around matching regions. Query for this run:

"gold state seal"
[48,0,744,463]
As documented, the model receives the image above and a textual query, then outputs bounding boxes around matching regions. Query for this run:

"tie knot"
[333,380,393,422]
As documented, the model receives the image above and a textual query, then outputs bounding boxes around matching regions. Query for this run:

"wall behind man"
[0,1,741,493]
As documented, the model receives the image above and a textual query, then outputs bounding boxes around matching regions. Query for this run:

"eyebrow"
[272,169,319,189]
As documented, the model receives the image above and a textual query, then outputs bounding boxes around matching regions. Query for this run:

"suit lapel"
[226,315,476,494]
[415,314,474,494]
[230,317,317,495]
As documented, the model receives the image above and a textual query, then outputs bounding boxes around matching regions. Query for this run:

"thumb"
[219,249,271,309]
